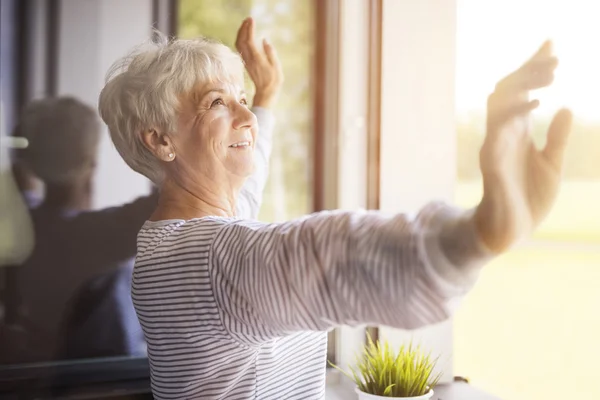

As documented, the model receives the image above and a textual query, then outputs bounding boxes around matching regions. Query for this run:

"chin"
[230,162,255,180]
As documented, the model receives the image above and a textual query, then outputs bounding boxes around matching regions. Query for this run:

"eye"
[211,98,225,108]
[240,98,248,106]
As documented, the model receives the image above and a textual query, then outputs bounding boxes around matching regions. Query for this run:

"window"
[178,0,315,222]
[376,0,458,383]
[0,0,332,397]
[454,1,600,399]
[2,1,156,395]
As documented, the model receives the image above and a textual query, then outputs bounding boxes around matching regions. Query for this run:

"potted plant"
[330,335,441,399]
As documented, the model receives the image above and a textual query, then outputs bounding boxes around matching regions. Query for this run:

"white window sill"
[325,370,502,400]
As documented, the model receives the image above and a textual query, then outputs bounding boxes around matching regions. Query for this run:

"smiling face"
[165,79,258,191]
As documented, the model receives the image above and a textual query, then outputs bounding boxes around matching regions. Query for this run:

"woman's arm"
[235,107,274,219]
[234,17,283,219]
[211,41,573,345]
[210,203,492,345]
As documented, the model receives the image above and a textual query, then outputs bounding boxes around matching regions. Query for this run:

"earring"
[168,153,174,159]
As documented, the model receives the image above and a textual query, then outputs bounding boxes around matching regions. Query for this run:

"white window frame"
[378,0,458,384]
[333,0,372,373]
[317,0,373,374]
[327,0,459,384]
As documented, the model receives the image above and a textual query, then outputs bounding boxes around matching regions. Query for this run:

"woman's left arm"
[236,107,274,219]
[235,17,283,219]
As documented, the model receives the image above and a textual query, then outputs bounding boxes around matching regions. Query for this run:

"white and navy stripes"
[130,107,493,399]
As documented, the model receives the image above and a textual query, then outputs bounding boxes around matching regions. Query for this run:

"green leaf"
[383,384,395,396]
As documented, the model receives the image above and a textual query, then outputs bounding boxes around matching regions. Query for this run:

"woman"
[98,18,572,400]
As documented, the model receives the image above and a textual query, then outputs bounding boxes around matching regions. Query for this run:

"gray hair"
[98,32,245,183]
[18,97,100,184]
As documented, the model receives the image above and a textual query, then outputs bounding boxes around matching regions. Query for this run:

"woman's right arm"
[210,202,493,345]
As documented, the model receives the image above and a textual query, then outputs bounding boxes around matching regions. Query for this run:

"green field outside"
[454,181,600,400]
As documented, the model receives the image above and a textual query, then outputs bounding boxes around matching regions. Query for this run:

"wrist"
[418,204,494,295]
[473,196,517,255]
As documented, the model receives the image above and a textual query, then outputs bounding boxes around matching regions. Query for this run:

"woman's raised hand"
[235,17,283,109]
[474,41,573,253]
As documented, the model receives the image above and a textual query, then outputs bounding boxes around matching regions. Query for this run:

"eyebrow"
[192,88,246,104]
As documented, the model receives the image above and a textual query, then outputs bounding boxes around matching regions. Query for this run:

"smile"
[229,141,252,148]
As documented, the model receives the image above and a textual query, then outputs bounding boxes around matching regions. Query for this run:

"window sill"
[325,370,502,400]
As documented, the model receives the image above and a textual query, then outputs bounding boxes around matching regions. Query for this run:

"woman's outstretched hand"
[235,17,283,109]
[474,41,573,254]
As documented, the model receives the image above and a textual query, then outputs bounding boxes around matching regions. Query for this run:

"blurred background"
[0,0,598,399]
[454,1,600,399]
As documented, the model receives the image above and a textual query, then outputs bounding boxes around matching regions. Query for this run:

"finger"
[527,40,553,64]
[263,38,280,69]
[500,99,540,123]
[488,95,539,115]
[237,18,260,62]
[247,17,256,46]
[497,40,554,92]
[496,57,558,93]
[488,99,539,137]
[511,99,540,116]
[523,57,558,78]
[504,68,556,93]
[542,108,573,170]
[529,69,556,89]
[235,18,249,51]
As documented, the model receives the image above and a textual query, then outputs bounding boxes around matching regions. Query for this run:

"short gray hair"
[98,32,245,183]
[18,96,100,184]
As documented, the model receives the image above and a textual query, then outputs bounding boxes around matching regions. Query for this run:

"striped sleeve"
[210,202,494,345]
[235,107,274,220]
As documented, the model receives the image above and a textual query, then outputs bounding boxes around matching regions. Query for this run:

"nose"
[232,102,257,131]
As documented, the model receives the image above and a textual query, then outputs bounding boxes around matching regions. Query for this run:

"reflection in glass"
[0,102,35,269]
[1,97,156,365]
[1,0,316,378]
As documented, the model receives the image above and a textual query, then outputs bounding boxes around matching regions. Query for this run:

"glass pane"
[454,1,600,399]
[0,0,317,378]
[1,1,153,367]
[178,0,315,222]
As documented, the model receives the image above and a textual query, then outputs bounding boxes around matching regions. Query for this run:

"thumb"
[542,108,573,170]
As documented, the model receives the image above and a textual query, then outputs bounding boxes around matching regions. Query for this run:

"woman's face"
[169,80,258,188]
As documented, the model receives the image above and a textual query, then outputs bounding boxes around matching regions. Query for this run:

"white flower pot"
[355,388,434,400]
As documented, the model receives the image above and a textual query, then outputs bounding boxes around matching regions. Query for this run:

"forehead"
[188,79,245,100]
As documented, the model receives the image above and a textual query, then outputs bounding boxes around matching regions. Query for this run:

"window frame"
[328,0,461,383]
[1,0,460,395]
[370,0,458,383]
[323,0,384,371]
[1,0,159,395]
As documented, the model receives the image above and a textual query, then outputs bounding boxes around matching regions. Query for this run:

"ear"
[140,128,176,162]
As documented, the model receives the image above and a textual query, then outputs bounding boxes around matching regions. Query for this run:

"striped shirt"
[131,108,493,399]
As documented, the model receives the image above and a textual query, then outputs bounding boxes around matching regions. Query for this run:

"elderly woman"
[98,18,572,400]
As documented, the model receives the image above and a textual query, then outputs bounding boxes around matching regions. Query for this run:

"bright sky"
[456,0,600,121]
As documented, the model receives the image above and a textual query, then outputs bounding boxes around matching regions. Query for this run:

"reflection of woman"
[99,17,572,399]
[9,97,157,362]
